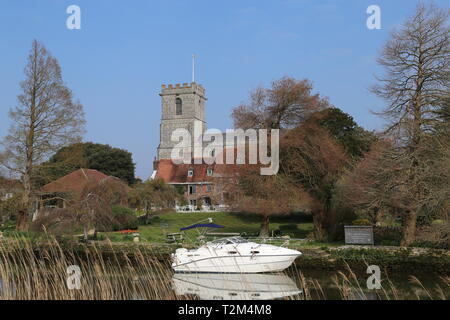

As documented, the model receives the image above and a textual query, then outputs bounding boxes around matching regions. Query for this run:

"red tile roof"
[40,169,129,193]
[155,159,211,183]
[155,157,240,184]
[0,177,22,190]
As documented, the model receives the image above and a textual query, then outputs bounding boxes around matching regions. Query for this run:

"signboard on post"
[344,226,374,245]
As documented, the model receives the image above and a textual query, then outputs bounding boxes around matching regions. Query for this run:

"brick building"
[153,82,239,210]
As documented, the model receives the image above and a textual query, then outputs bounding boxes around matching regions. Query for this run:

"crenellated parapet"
[160,82,206,97]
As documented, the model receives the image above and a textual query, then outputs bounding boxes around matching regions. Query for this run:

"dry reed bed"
[0,237,448,300]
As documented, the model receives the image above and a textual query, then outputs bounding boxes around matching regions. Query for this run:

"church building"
[153,82,233,211]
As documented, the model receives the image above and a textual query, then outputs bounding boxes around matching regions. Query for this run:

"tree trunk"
[16,173,32,230]
[371,207,381,225]
[312,210,328,241]
[83,226,88,241]
[17,68,36,231]
[16,210,29,231]
[400,211,417,246]
[259,214,270,237]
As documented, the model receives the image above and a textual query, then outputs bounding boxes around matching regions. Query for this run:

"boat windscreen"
[229,236,248,243]
[211,236,248,245]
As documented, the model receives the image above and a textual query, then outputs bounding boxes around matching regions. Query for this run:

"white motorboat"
[172,272,302,300]
[171,236,301,273]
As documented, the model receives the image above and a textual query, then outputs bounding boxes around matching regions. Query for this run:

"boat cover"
[180,223,225,231]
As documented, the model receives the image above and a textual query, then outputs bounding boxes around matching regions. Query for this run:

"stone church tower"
[157,82,207,160]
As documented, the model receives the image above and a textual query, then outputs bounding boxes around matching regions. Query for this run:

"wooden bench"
[166,233,183,243]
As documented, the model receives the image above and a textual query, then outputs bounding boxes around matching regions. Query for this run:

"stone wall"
[157,82,207,160]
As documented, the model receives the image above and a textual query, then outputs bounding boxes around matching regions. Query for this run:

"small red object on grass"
[118,229,137,234]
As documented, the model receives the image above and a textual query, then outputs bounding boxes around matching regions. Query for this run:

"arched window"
[176,98,182,115]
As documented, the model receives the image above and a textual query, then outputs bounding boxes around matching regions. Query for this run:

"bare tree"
[232,76,331,130]
[129,178,181,214]
[73,178,130,240]
[0,40,85,230]
[280,121,349,240]
[221,164,312,237]
[335,140,394,225]
[371,3,449,245]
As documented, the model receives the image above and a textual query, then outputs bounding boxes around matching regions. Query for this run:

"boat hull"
[172,273,302,300]
[172,253,300,273]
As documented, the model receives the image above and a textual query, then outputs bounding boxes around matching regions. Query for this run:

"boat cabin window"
[210,237,248,245]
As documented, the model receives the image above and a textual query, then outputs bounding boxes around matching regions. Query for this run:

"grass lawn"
[103,211,315,243]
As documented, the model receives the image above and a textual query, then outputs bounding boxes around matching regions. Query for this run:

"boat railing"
[205,232,241,237]
[200,235,308,245]
[242,237,310,247]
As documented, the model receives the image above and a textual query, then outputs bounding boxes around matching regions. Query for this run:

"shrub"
[273,229,283,237]
[431,219,444,226]
[379,239,400,246]
[414,223,449,250]
[274,224,299,237]
[352,219,371,226]
[111,205,138,231]
[374,226,402,245]
[29,208,79,235]
[138,214,161,225]
[278,224,299,231]
[0,194,21,223]
[411,240,449,250]
[0,219,17,231]
[122,234,134,241]
[196,198,203,211]
[328,207,358,241]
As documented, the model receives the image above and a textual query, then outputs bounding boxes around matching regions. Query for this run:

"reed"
[0,237,447,300]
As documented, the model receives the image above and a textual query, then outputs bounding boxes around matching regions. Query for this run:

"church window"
[176,98,182,115]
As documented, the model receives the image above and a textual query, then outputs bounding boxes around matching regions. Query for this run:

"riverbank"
[297,245,450,274]
[1,238,448,274]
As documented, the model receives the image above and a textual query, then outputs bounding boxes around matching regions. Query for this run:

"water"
[172,273,302,300]
[290,268,447,300]
[0,253,447,300]
[169,269,447,300]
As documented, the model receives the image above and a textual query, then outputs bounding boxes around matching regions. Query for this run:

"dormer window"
[176,98,182,115]
[207,168,213,176]
[188,169,194,177]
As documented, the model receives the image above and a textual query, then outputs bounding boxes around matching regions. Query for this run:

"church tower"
[157,82,207,160]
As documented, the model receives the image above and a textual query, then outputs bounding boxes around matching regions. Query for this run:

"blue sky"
[0,0,448,179]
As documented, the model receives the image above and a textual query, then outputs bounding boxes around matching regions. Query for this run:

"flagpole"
[192,54,195,83]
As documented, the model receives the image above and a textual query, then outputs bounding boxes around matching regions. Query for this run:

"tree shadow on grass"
[226,212,314,238]
[229,211,313,223]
